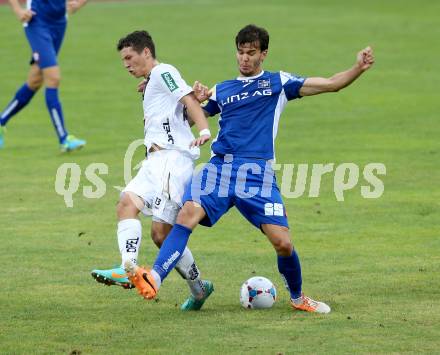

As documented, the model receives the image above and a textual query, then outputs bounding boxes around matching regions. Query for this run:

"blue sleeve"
[281,72,306,101]
[202,99,221,117]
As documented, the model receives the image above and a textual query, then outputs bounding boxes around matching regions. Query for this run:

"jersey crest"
[161,72,179,92]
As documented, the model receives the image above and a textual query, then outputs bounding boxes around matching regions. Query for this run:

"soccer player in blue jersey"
[127,24,375,313]
[0,0,88,152]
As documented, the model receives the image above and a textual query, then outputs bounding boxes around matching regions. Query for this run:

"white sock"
[151,269,162,288]
[117,219,142,266]
[175,247,204,298]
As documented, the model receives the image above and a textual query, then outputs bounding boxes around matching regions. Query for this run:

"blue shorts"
[183,155,289,230]
[24,18,67,69]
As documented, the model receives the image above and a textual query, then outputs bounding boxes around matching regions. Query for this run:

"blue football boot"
[60,134,86,152]
[0,126,5,149]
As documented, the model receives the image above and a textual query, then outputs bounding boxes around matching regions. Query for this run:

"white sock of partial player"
[150,269,162,289]
[117,219,142,267]
[175,247,205,299]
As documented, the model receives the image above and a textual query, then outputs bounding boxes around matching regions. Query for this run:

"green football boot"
[91,265,134,289]
[180,280,214,311]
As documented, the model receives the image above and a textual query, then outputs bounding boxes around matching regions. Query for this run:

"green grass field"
[0,0,439,353]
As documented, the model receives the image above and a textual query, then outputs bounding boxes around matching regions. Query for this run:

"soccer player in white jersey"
[129,25,374,313]
[91,30,213,311]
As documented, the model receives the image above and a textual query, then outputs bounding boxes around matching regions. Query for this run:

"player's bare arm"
[8,0,36,22]
[299,46,375,97]
[67,0,88,14]
[180,93,211,147]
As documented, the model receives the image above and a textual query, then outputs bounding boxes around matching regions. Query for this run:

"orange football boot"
[124,261,158,300]
[290,293,331,314]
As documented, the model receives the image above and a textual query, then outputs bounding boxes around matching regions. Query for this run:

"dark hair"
[235,24,269,51]
[117,30,156,58]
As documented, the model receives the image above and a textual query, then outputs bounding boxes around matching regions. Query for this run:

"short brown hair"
[117,30,156,58]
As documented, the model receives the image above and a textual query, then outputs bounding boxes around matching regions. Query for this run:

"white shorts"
[123,149,194,225]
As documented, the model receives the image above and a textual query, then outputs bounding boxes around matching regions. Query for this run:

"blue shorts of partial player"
[24,16,67,69]
[183,154,289,229]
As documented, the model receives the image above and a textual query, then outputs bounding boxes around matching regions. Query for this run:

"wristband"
[199,128,211,137]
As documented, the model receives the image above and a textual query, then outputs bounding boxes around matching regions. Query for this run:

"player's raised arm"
[299,46,374,97]
[8,0,35,23]
[67,0,88,14]
[180,93,211,147]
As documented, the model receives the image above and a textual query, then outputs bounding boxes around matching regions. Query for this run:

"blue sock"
[45,88,67,143]
[0,83,36,126]
[153,224,192,281]
[277,250,302,299]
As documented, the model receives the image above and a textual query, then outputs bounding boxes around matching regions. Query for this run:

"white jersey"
[143,63,199,160]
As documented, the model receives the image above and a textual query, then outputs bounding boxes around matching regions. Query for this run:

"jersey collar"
[236,70,265,81]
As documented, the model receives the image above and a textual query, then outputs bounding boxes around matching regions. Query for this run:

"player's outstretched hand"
[14,8,35,23]
[193,81,212,103]
[67,0,86,14]
[356,46,374,72]
[190,134,210,148]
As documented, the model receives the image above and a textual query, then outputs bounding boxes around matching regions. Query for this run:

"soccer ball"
[240,276,277,309]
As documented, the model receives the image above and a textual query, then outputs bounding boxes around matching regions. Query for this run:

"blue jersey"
[28,0,67,24]
[203,71,305,160]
